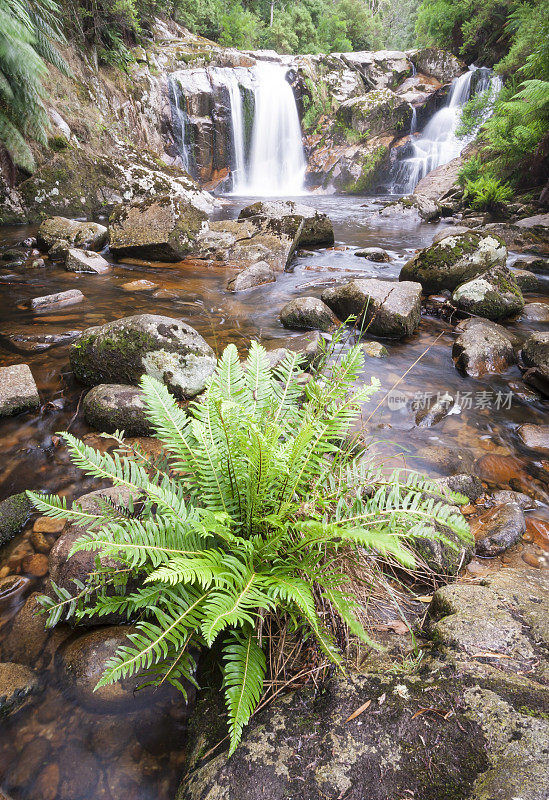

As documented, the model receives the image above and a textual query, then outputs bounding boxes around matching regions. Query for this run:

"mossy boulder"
[238,201,334,247]
[37,217,108,252]
[322,278,422,338]
[82,384,153,435]
[452,266,524,320]
[400,231,507,293]
[109,195,208,262]
[408,48,465,83]
[0,492,33,548]
[336,90,412,137]
[70,314,216,398]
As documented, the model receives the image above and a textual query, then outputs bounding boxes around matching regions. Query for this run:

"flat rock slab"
[31,289,85,311]
[65,248,110,274]
[322,278,422,338]
[0,330,81,354]
[238,200,334,247]
[226,261,276,292]
[0,364,40,416]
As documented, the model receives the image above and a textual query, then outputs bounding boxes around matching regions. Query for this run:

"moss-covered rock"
[452,265,524,320]
[82,384,153,435]
[400,231,507,293]
[70,314,216,398]
[0,492,33,548]
[336,90,412,137]
[37,217,108,251]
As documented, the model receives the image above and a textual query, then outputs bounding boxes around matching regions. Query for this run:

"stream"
[0,193,548,799]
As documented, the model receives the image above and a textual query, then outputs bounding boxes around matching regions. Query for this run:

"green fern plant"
[462,175,514,210]
[29,341,470,754]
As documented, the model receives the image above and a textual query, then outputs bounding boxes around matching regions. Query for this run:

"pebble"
[21,553,49,577]
[121,279,159,291]
[522,552,544,569]
[33,516,66,534]
[362,340,388,358]
[30,530,53,554]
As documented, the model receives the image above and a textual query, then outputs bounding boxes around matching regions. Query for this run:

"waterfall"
[391,66,502,194]
[209,68,247,192]
[168,77,191,173]
[240,62,306,196]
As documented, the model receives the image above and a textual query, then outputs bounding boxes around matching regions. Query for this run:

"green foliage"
[31,341,470,754]
[462,175,514,209]
[0,0,67,171]
[457,153,482,186]
[456,84,497,137]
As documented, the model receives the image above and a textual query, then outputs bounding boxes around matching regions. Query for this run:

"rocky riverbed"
[0,189,547,800]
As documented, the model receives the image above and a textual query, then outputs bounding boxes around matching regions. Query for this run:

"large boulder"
[238,201,334,247]
[483,221,549,256]
[413,153,467,203]
[196,217,300,272]
[336,90,412,137]
[408,48,465,83]
[452,318,518,377]
[322,279,422,338]
[82,384,153,435]
[0,364,40,417]
[400,231,507,293]
[109,195,208,262]
[452,265,524,320]
[280,297,338,332]
[378,194,441,222]
[340,50,412,90]
[70,314,216,398]
[37,217,108,251]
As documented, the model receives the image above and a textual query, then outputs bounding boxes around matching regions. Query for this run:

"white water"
[392,66,502,194]
[209,68,247,191]
[239,62,306,196]
[168,76,191,173]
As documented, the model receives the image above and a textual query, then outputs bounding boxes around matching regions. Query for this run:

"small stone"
[0,662,40,718]
[34,763,60,800]
[517,424,549,453]
[65,248,110,274]
[362,341,388,358]
[280,297,338,332]
[0,364,40,417]
[354,247,391,262]
[33,516,66,534]
[31,289,85,311]
[31,258,45,268]
[522,552,543,569]
[152,289,178,300]
[415,393,455,427]
[30,531,53,554]
[121,279,159,291]
[520,302,549,322]
[227,261,276,292]
[21,553,49,577]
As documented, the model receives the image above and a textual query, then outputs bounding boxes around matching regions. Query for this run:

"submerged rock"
[70,314,216,398]
[400,231,507,293]
[452,318,518,377]
[0,662,40,718]
[280,297,338,332]
[0,593,50,666]
[65,248,110,274]
[82,384,153,436]
[322,278,422,338]
[227,261,276,292]
[31,289,85,311]
[361,340,388,358]
[517,424,549,453]
[452,265,524,320]
[109,194,208,262]
[0,363,40,417]
[37,217,108,251]
[354,247,391,262]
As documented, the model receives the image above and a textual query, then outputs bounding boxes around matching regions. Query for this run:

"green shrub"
[457,154,482,187]
[31,341,470,754]
[463,175,514,209]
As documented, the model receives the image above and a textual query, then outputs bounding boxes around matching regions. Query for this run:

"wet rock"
[109,194,208,262]
[520,302,549,322]
[280,297,338,332]
[409,47,465,83]
[58,749,101,800]
[322,278,422,338]
[512,255,549,275]
[414,523,473,575]
[492,490,535,509]
[511,268,540,292]
[452,265,524,320]
[0,593,50,665]
[121,279,159,291]
[517,424,549,453]
[483,222,549,256]
[267,331,327,371]
[415,393,454,427]
[21,553,49,577]
[354,247,391,262]
[58,626,166,711]
[400,231,507,293]
[452,318,518,377]
[30,530,54,554]
[337,90,412,137]
[361,340,388,358]
[521,331,549,396]
[226,261,276,292]
[0,492,33,547]
[341,50,412,90]
[378,193,440,222]
[433,473,483,502]
[31,289,85,311]
[0,663,40,718]
[34,516,66,534]
[47,487,136,612]
[70,314,216,398]
[82,384,153,436]
[37,217,108,251]
[473,502,526,556]
[0,330,81,353]
[413,152,466,204]
[0,364,40,417]
[432,226,472,244]
[65,248,110,274]
[238,200,334,247]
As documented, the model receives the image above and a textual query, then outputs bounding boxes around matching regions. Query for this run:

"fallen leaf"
[416,596,433,603]
[471,652,512,659]
[345,699,371,722]
[387,619,409,635]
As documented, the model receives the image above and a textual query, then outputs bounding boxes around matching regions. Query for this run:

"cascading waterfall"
[209,68,247,191]
[168,76,191,173]
[391,66,502,194]
[240,62,306,195]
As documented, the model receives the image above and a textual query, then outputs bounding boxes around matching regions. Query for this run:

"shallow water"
[0,194,547,800]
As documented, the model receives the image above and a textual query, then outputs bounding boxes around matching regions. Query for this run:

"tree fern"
[30,340,471,754]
